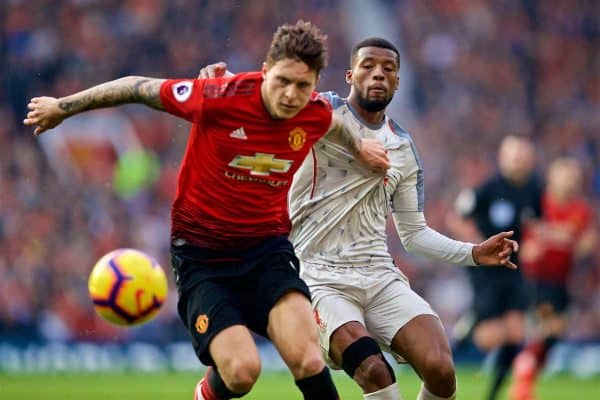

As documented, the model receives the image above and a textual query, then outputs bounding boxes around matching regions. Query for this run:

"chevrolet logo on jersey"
[228,153,293,176]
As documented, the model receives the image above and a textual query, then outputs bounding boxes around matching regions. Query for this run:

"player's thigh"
[182,278,250,366]
[328,321,373,367]
[310,285,367,369]
[533,282,569,336]
[504,273,530,315]
[247,252,319,368]
[250,252,313,337]
[468,276,519,349]
[390,314,453,375]
[533,280,570,317]
[470,273,507,323]
[364,279,437,360]
[496,276,528,343]
[267,290,316,350]
[208,325,261,378]
[267,290,324,374]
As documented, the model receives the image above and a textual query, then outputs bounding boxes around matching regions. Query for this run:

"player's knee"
[220,357,261,393]
[419,351,456,393]
[291,349,326,379]
[473,323,503,351]
[342,337,395,389]
[355,356,395,388]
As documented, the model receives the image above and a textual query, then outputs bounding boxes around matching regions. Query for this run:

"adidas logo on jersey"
[229,127,247,140]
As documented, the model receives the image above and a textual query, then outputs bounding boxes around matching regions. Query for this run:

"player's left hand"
[359,138,390,172]
[472,231,519,269]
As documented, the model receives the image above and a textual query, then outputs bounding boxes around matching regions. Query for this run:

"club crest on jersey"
[173,81,193,102]
[314,310,326,331]
[288,127,307,151]
[229,153,292,176]
[195,314,209,334]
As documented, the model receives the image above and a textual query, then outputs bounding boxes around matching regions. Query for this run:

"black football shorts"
[528,279,569,313]
[468,267,529,323]
[170,236,311,366]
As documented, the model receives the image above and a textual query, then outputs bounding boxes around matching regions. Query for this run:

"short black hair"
[350,37,400,68]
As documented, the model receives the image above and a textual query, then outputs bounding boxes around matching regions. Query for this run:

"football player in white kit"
[199,38,518,400]
[289,37,519,400]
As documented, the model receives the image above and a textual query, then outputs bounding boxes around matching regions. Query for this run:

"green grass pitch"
[1,369,597,399]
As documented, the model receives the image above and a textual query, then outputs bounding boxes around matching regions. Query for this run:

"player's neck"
[549,191,573,204]
[503,173,528,187]
[260,82,278,119]
[347,97,386,126]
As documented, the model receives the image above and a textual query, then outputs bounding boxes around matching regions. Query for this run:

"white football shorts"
[301,261,438,368]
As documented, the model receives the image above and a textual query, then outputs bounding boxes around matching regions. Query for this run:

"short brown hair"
[266,20,328,75]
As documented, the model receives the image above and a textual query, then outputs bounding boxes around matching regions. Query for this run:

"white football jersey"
[289,92,424,277]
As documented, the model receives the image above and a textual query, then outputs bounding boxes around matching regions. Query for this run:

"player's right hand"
[359,138,390,172]
[23,97,67,136]
[197,62,232,79]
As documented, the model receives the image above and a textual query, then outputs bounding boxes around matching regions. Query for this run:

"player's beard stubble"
[357,93,393,112]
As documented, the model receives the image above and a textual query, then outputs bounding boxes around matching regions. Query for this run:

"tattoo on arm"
[58,76,166,116]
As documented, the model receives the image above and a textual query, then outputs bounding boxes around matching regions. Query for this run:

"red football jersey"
[159,72,332,250]
[522,193,593,283]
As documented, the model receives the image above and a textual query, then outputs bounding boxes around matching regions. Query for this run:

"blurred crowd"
[1,0,598,346]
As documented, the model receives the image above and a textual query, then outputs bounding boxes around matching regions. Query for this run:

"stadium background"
[1,0,598,390]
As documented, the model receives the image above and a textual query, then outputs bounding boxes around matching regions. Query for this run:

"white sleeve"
[387,131,476,266]
[391,211,477,266]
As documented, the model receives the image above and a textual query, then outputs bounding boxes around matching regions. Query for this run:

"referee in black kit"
[449,135,542,400]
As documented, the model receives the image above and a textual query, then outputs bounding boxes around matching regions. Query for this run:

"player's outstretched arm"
[472,231,519,269]
[393,197,518,268]
[325,114,390,172]
[23,76,165,136]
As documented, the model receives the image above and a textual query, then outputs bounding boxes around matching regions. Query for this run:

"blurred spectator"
[0,0,597,358]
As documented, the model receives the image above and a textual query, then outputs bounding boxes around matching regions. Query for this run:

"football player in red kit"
[24,21,389,400]
[510,158,596,400]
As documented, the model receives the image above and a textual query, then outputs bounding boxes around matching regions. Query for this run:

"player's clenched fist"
[359,138,390,172]
[197,61,233,79]
[23,96,66,136]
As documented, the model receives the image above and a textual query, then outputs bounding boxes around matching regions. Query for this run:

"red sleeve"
[159,79,206,123]
[578,202,595,231]
[313,91,333,112]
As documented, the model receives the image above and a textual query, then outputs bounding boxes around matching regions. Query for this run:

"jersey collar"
[346,100,387,130]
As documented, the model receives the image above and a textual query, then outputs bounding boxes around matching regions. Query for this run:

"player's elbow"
[117,75,154,88]
[398,224,433,255]
[398,232,421,254]
[115,75,141,85]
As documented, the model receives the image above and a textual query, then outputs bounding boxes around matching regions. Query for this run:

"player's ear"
[345,69,353,84]
[394,75,400,91]
[261,62,268,78]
